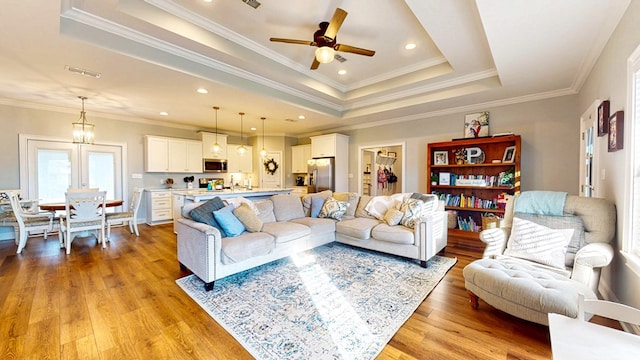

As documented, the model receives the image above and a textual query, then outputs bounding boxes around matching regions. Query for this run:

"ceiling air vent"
[241,0,261,9]
[65,65,101,79]
[334,54,347,63]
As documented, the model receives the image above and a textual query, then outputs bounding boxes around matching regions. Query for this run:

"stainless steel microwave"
[203,158,228,173]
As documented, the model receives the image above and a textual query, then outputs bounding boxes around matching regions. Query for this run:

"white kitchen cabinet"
[200,132,228,159]
[310,133,349,192]
[291,144,311,173]
[145,190,172,225]
[144,135,169,172]
[144,135,202,173]
[227,144,253,173]
[169,139,202,173]
[311,133,349,158]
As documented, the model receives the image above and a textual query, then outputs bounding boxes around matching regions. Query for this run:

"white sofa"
[176,191,448,291]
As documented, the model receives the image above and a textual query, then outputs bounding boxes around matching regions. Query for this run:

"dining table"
[39,199,124,212]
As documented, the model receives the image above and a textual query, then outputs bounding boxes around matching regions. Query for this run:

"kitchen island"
[171,188,293,232]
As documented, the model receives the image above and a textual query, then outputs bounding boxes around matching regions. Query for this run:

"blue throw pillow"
[310,196,326,218]
[213,205,246,237]
[189,197,226,237]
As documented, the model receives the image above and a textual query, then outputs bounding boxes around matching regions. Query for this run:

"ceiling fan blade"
[324,8,347,40]
[335,44,375,57]
[270,38,314,46]
[310,58,320,70]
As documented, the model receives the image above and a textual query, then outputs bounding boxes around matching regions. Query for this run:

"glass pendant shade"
[237,112,246,155]
[315,46,335,64]
[260,116,268,157]
[212,106,221,155]
[72,96,95,144]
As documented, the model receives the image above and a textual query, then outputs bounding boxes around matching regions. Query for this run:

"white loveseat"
[176,191,448,290]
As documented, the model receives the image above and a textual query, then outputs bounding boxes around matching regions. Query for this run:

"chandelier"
[237,112,247,155]
[72,96,95,144]
[212,106,221,155]
[260,117,268,158]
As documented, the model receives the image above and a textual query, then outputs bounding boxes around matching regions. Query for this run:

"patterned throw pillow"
[504,217,574,269]
[383,208,404,226]
[318,197,349,221]
[400,198,424,228]
[189,197,226,237]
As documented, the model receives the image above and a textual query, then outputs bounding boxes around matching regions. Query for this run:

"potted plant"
[431,173,438,185]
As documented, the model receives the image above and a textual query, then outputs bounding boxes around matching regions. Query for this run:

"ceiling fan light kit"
[269,8,375,70]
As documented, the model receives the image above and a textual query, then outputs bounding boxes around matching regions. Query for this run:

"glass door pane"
[27,140,78,203]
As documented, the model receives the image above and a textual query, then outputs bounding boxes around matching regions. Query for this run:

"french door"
[19,136,124,203]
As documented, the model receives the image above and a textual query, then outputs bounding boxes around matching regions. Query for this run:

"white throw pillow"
[504,217,574,269]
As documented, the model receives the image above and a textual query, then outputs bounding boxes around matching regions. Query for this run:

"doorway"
[358,143,405,196]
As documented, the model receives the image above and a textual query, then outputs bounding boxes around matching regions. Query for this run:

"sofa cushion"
[514,213,585,267]
[371,224,415,245]
[290,217,336,235]
[213,205,246,237]
[254,200,276,223]
[336,217,380,240]
[400,198,424,229]
[261,221,311,243]
[355,195,375,219]
[233,203,263,232]
[271,194,305,221]
[318,197,349,221]
[333,192,360,217]
[383,208,404,226]
[410,193,439,215]
[220,232,275,265]
[301,190,333,217]
[310,196,325,218]
[504,217,574,269]
[189,197,226,237]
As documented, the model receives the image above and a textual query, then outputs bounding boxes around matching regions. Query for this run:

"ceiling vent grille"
[242,0,261,9]
[334,54,347,63]
[65,65,101,79]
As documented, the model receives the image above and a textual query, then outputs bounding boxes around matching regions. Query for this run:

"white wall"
[577,0,640,309]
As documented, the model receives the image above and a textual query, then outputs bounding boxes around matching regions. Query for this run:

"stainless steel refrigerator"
[307,157,335,193]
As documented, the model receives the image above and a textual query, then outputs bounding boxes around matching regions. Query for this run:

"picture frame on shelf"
[608,111,624,152]
[434,151,449,165]
[464,111,490,138]
[387,151,397,157]
[439,172,451,186]
[502,146,516,163]
[597,100,610,137]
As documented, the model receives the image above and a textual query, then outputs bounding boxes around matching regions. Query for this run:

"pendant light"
[237,112,247,155]
[72,96,95,144]
[260,117,268,158]
[211,106,221,155]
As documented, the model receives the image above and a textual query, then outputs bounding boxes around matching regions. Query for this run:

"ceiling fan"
[269,8,375,70]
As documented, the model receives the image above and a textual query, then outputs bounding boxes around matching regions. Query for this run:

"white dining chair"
[7,191,59,253]
[60,190,106,254]
[106,187,143,240]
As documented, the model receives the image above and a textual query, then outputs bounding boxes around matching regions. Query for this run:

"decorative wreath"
[263,158,279,175]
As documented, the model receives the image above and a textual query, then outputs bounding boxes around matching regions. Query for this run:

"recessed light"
[159,111,169,116]
[338,69,347,75]
[197,88,208,94]
[298,115,305,120]
[203,0,213,3]
[250,127,257,131]
[405,43,416,50]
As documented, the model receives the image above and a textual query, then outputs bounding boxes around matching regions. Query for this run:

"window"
[624,43,640,276]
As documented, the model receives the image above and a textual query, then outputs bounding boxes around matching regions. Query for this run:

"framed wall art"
[608,110,624,152]
[464,111,490,138]
[597,100,610,137]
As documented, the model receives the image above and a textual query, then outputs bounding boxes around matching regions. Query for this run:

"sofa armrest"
[176,218,223,284]
[571,242,614,291]
[479,227,511,258]
[415,210,448,261]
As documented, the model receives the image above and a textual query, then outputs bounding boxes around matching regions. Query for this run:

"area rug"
[176,243,457,360]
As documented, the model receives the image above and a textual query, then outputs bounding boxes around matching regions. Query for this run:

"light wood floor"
[0,224,614,359]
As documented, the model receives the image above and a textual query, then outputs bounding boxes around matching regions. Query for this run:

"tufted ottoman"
[463,257,597,325]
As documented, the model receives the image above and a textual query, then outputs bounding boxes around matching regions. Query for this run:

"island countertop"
[172,188,293,202]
